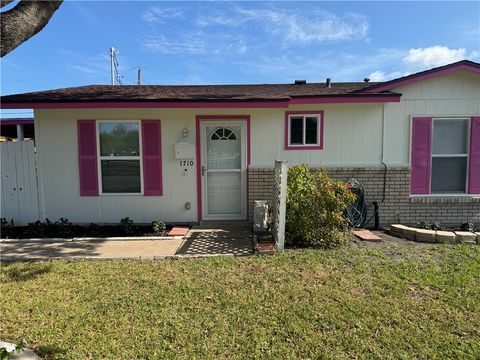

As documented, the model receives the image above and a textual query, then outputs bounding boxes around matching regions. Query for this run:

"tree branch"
[1,0,15,8]
[1,0,63,57]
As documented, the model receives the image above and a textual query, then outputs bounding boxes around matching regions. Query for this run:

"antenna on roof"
[109,47,123,85]
[137,67,141,85]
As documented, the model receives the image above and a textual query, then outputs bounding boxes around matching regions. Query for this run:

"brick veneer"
[248,165,480,227]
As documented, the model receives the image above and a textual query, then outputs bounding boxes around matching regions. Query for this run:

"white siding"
[35,108,201,224]
[250,103,383,166]
[35,104,384,223]
[383,70,480,165]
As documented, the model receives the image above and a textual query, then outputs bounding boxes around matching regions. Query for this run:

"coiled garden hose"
[343,178,368,228]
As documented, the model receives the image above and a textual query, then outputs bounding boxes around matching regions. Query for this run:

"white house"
[1,60,479,227]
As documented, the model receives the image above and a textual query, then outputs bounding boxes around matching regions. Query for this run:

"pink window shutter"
[142,120,163,196]
[77,120,99,196]
[410,117,432,195]
[468,116,480,194]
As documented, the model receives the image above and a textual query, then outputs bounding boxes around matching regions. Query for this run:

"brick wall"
[248,165,480,227]
[248,167,276,220]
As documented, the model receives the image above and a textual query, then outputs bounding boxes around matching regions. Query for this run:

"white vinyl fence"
[1,140,40,225]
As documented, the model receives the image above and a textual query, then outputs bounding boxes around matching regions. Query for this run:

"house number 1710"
[179,160,194,166]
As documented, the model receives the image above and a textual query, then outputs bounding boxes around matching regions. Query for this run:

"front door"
[201,121,247,220]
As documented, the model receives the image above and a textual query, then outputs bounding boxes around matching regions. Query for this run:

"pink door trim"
[195,115,251,222]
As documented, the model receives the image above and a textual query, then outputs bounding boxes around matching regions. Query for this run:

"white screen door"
[201,122,246,220]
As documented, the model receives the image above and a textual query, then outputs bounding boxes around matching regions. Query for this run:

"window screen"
[99,123,139,156]
[305,117,318,144]
[430,118,469,194]
[290,117,303,145]
[101,160,141,193]
[289,115,319,146]
[432,119,468,155]
[98,122,142,194]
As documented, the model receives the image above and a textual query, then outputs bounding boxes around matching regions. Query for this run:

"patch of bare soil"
[350,230,439,260]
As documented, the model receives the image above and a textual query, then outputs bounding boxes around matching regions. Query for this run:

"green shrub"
[417,221,443,231]
[152,220,166,234]
[86,223,102,237]
[0,218,14,238]
[25,218,54,238]
[24,218,74,238]
[119,217,135,235]
[460,222,476,232]
[55,217,74,237]
[286,165,355,248]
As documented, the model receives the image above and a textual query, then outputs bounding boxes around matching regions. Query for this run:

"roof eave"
[0,94,401,109]
[362,61,480,93]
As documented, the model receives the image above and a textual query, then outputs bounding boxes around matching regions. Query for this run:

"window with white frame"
[98,121,142,194]
[288,114,320,146]
[431,118,469,193]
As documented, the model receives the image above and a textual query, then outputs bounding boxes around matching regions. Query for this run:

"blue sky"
[1,1,479,117]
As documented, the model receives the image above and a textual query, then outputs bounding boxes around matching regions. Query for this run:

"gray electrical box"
[253,200,269,234]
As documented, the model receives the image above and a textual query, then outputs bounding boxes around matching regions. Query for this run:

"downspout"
[381,102,387,204]
[373,103,388,229]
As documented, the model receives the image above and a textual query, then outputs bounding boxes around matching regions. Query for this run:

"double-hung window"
[431,118,469,193]
[98,121,142,194]
[411,116,479,196]
[285,111,323,149]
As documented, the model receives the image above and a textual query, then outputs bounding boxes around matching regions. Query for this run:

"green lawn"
[1,244,479,359]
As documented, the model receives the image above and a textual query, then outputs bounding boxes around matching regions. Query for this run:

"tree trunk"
[1,0,63,57]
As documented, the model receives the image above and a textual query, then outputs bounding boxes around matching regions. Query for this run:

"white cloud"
[366,45,479,83]
[142,6,184,23]
[367,71,387,82]
[196,13,244,27]
[142,34,206,54]
[197,7,369,44]
[239,49,402,83]
[402,46,474,69]
[61,50,111,76]
[60,50,132,83]
[140,33,247,55]
[366,70,405,82]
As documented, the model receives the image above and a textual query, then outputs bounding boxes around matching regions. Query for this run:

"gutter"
[0,94,401,110]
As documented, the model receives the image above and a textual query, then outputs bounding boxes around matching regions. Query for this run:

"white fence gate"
[1,140,40,225]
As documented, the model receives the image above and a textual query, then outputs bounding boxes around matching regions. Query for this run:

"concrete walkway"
[0,239,183,261]
[177,222,253,256]
[0,223,253,261]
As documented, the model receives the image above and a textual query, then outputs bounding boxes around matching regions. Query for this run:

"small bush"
[23,218,74,238]
[25,218,55,238]
[417,221,443,231]
[0,218,14,238]
[286,165,355,248]
[460,222,476,232]
[86,223,102,237]
[119,217,135,235]
[152,220,166,234]
[55,218,74,237]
